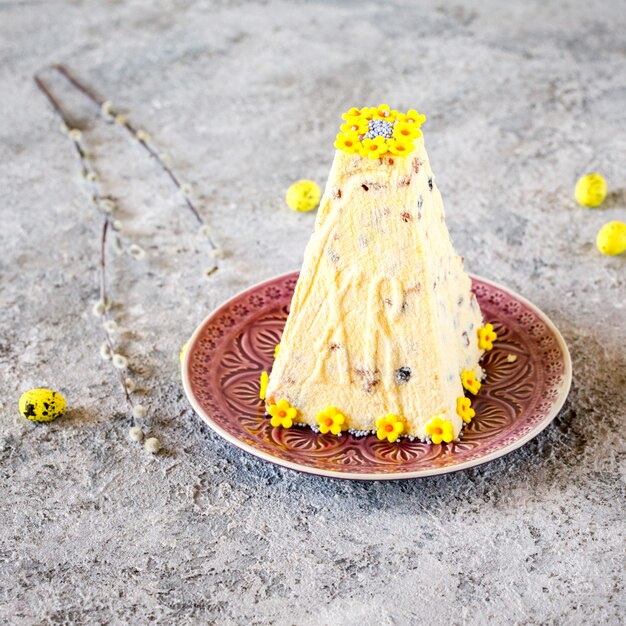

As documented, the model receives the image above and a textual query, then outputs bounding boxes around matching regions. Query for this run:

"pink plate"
[182,273,571,480]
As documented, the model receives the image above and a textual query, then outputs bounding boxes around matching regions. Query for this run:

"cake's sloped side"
[266,135,484,440]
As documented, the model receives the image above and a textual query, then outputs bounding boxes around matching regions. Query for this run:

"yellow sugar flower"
[477,323,498,351]
[340,118,369,135]
[393,121,422,141]
[372,103,397,122]
[376,414,404,443]
[456,397,475,423]
[461,368,481,395]
[267,399,297,428]
[387,137,415,157]
[274,343,281,358]
[360,136,389,159]
[259,371,269,400]
[425,415,455,444]
[397,109,426,127]
[335,132,362,155]
[341,107,371,122]
[316,406,348,435]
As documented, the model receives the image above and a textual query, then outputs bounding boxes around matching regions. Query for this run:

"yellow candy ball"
[19,388,66,422]
[286,180,321,212]
[596,221,626,256]
[575,173,607,207]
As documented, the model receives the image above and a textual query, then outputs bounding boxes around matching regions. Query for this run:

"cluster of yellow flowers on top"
[335,105,426,159]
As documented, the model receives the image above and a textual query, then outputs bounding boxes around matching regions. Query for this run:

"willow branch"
[52,63,218,253]
[35,73,135,414]
[34,75,87,169]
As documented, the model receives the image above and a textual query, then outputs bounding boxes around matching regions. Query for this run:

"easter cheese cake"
[262,105,496,443]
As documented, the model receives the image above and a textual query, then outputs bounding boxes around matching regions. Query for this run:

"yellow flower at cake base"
[575,173,607,208]
[397,109,426,127]
[360,136,389,160]
[286,180,321,212]
[267,399,297,428]
[456,397,475,424]
[259,371,269,401]
[274,343,281,358]
[334,132,362,155]
[376,414,404,443]
[461,368,481,394]
[393,121,421,142]
[477,323,497,351]
[316,406,347,435]
[387,138,415,157]
[425,416,454,444]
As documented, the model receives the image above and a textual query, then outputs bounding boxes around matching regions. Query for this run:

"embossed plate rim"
[182,273,572,481]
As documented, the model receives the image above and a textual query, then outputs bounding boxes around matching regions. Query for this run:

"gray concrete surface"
[1,1,625,624]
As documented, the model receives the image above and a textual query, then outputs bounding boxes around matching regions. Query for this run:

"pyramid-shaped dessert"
[263,105,496,443]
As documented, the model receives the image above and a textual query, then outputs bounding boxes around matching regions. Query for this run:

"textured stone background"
[1,1,625,624]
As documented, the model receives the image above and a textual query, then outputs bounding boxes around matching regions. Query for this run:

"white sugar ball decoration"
[100,342,112,360]
[125,378,136,393]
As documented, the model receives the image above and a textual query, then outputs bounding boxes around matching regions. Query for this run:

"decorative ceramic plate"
[182,273,571,480]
